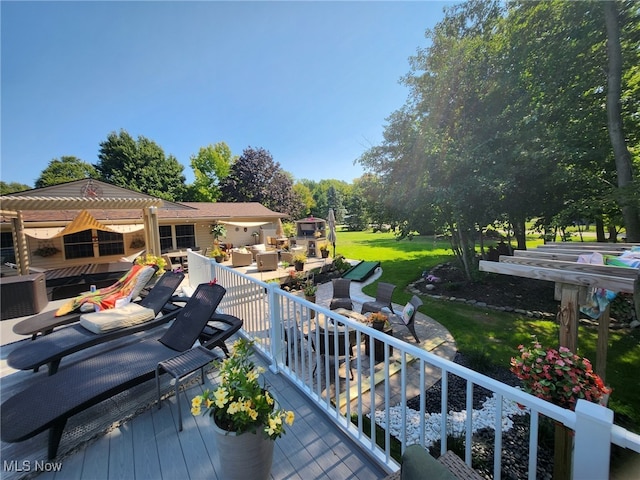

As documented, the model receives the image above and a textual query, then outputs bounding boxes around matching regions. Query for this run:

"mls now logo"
[3,460,63,472]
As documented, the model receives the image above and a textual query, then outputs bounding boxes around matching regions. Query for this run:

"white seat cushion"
[402,302,415,325]
[79,302,155,334]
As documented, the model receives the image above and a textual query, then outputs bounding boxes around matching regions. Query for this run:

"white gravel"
[370,392,529,447]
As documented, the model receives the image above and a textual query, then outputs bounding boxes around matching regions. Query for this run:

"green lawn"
[334,229,640,433]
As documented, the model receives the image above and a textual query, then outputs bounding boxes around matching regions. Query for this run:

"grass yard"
[334,229,640,433]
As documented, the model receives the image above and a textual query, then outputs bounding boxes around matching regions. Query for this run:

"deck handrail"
[188,250,640,479]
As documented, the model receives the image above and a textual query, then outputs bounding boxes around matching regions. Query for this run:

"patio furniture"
[256,251,278,272]
[395,445,483,480]
[163,254,183,272]
[156,313,243,431]
[7,272,186,375]
[1,282,231,460]
[12,267,178,340]
[361,282,396,315]
[232,250,253,267]
[0,273,48,320]
[389,295,424,343]
[329,278,353,311]
[280,251,294,264]
[310,317,357,380]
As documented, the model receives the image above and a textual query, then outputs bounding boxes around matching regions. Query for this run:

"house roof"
[3,202,285,224]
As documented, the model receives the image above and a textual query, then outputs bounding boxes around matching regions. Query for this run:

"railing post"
[572,400,613,480]
[268,284,283,373]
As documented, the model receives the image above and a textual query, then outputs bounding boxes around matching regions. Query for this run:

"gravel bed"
[399,353,555,479]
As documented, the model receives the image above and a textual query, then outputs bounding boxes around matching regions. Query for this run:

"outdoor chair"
[280,251,294,265]
[7,272,186,375]
[329,278,353,311]
[231,250,253,267]
[310,318,357,380]
[13,267,178,340]
[389,295,423,343]
[1,282,239,460]
[163,254,183,272]
[361,282,396,315]
[256,251,278,272]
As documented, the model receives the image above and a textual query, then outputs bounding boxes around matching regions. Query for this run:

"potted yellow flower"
[368,311,389,330]
[191,339,294,479]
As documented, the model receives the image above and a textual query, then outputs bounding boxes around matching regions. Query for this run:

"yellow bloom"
[214,387,229,408]
[247,369,258,382]
[205,398,214,409]
[228,401,240,415]
[248,409,258,421]
[191,406,201,416]
[285,411,295,426]
[191,396,203,408]
[265,391,274,406]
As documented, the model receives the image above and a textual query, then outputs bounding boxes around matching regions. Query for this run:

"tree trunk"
[604,1,640,241]
[595,216,606,242]
[512,218,527,250]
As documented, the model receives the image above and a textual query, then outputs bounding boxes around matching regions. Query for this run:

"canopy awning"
[53,210,117,238]
[107,223,145,234]
[23,227,66,239]
[219,221,270,228]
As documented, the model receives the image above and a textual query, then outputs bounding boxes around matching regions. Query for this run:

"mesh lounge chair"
[13,265,164,339]
[329,278,353,311]
[1,282,239,460]
[361,282,396,315]
[7,272,186,375]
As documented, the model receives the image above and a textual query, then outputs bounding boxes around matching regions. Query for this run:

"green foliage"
[336,229,640,432]
[96,129,187,201]
[35,156,98,188]
[0,181,31,194]
[219,147,301,217]
[188,142,233,202]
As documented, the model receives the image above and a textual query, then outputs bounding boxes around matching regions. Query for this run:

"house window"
[64,230,124,259]
[175,224,196,249]
[0,232,15,264]
[97,230,124,256]
[159,225,173,252]
[63,231,94,259]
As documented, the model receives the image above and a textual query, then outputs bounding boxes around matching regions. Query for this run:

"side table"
[156,346,219,431]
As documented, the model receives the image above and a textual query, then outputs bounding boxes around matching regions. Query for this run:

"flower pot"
[294,261,304,271]
[305,295,316,318]
[211,421,275,480]
[321,250,329,259]
[214,256,224,263]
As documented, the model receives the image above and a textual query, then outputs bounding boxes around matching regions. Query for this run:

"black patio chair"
[329,278,353,311]
[7,271,186,375]
[361,282,396,315]
[389,295,424,343]
[1,282,241,460]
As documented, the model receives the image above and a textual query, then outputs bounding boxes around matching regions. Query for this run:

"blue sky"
[1,1,454,188]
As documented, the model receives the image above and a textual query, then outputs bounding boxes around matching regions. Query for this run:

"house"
[0,179,286,274]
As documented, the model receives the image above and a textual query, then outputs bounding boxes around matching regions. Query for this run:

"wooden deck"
[0,278,392,480]
[18,354,387,479]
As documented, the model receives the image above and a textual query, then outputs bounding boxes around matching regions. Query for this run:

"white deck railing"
[188,251,640,479]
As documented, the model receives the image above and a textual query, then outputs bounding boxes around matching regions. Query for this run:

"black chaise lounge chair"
[1,282,241,460]
[7,271,186,375]
[13,267,179,339]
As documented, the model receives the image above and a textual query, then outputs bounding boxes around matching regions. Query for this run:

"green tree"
[219,146,302,216]
[187,142,234,202]
[0,181,31,194]
[604,0,640,241]
[292,182,314,218]
[96,130,187,201]
[35,156,98,188]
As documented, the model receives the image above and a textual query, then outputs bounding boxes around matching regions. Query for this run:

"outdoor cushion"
[79,302,156,334]
[402,302,415,325]
[56,264,156,316]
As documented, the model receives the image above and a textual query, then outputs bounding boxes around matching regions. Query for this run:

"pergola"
[0,180,179,275]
